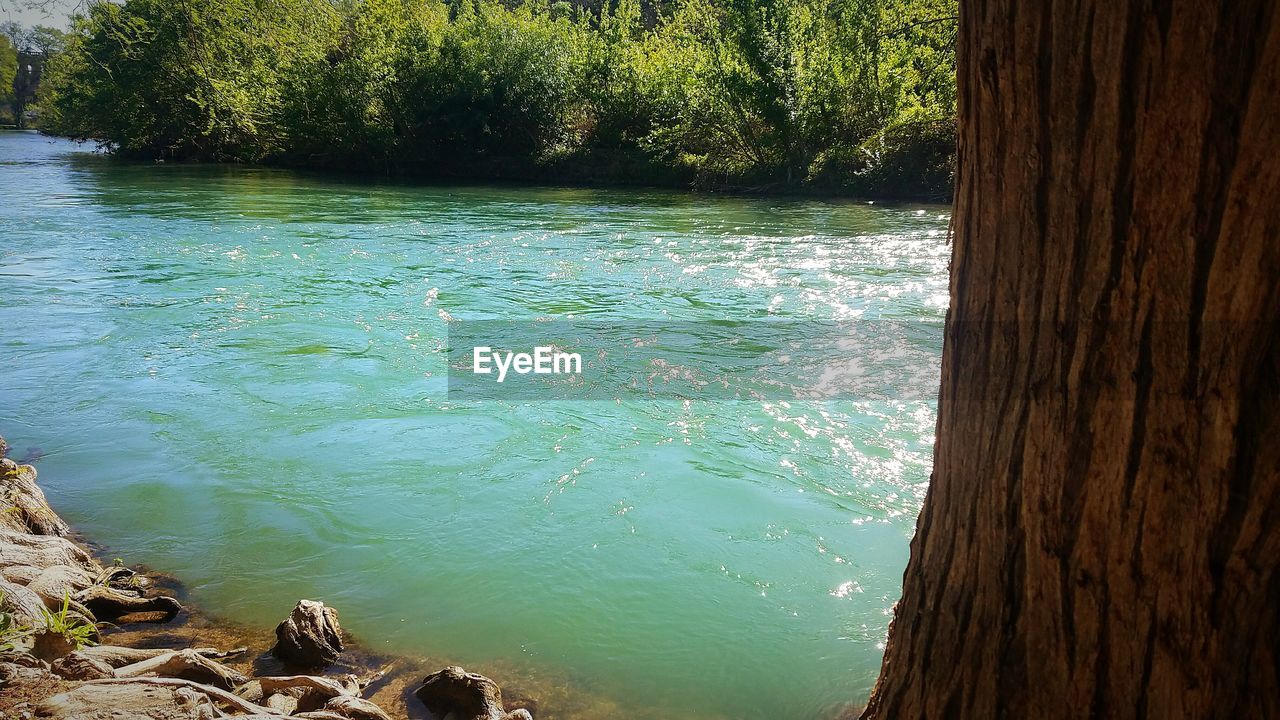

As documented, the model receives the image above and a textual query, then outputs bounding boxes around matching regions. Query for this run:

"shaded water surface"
[0,131,949,719]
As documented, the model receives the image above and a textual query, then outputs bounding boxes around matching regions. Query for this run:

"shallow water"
[0,130,949,719]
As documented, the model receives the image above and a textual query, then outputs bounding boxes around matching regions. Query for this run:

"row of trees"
[1,22,66,127]
[41,0,956,197]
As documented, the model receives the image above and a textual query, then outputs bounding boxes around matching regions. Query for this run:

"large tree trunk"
[863,2,1279,719]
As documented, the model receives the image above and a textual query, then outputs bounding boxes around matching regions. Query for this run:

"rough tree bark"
[863,2,1279,719]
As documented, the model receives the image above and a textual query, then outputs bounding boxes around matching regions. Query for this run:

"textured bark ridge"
[0,457,70,536]
[863,1,1280,719]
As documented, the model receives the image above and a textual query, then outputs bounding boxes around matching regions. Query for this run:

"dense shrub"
[391,0,585,173]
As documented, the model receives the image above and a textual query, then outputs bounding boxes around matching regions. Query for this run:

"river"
[0,130,949,719]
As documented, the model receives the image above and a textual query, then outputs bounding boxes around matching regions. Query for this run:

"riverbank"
[34,128,952,204]
[231,133,954,204]
[0,437,543,720]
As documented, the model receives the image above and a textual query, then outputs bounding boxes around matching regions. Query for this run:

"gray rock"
[0,578,51,629]
[0,651,50,670]
[323,695,394,720]
[0,659,56,687]
[271,599,344,668]
[414,665,533,720]
[26,564,97,613]
[0,530,93,575]
[265,693,299,715]
[0,564,44,585]
[51,651,115,680]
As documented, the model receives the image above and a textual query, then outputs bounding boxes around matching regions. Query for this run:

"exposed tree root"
[76,584,183,621]
[115,648,248,689]
[77,677,284,716]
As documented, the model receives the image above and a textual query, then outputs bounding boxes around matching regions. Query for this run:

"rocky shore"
[0,435,533,720]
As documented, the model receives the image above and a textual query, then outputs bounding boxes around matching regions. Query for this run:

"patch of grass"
[35,593,97,652]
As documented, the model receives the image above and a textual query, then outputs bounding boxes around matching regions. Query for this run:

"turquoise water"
[0,131,948,719]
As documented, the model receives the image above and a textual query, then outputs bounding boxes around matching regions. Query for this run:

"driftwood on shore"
[77,644,244,667]
[0,436,535,720]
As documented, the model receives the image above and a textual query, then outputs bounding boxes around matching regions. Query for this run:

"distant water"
[0,130,948,719]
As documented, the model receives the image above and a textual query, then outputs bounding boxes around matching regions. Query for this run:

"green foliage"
[3,23,69,56]
[44,0,331,160]
[30,26,70,57]
[0,36,15,124]
[44,0,957,197]
[643,0,891,183]
[276,0,411,167]
[388,0,585,172]
[37,592,97,651]
[2,23,67,127]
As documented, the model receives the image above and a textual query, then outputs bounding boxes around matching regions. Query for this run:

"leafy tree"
[390,0,585,171]
[277,0,425,168]
[0,36,16,125]
[0,22,31,54]
[44,0,328,160]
